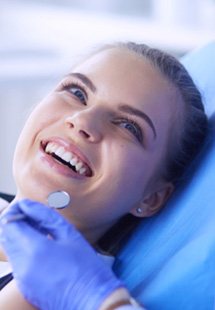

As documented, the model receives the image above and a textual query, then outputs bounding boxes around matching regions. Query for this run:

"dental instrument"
[1,191,71,224]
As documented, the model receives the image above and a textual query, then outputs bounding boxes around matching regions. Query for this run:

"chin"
[15,186,48,205]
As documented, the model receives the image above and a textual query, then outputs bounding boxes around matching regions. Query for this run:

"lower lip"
[39,146,86,179]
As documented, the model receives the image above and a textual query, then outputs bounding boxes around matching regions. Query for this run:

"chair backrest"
[114,42,215,309]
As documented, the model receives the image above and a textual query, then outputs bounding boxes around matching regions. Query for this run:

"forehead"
[73,48,175,106]
[73,48,181,141]
[74,48,165,87]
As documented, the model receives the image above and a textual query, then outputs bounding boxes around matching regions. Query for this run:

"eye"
[70,86,86,104]
[60,82,87,105]
[116,118,143,143]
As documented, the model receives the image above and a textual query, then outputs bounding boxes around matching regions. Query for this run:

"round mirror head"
[47,191,71,209]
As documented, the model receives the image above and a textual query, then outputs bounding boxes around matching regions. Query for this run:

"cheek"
[13,100,59,175]
[105,147,149,202]
[15,98,62,152]
[26,100,59,130]
[115,145,149,183]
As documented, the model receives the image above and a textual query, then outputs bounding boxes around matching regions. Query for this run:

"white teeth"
[50,143,58,153]
[55,146,65,157]
[75,162,83,171]
[61,151,72,162]
[45,143,55,153]
[70,156,78,166]
[45,142,89,176]
[45,144,51,153]
[79,167,87,175]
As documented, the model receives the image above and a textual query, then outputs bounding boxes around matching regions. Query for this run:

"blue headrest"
[114,42,215,309]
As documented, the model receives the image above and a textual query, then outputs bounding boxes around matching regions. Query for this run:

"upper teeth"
[45,142,87,175]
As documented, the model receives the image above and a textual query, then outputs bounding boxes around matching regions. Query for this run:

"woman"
[0,42,208,309]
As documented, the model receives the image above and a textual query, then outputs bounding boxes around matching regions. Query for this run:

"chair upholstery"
[114,42,215,310]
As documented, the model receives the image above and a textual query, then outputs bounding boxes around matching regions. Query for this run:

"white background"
[0,0,214,193]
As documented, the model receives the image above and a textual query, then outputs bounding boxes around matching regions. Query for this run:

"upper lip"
[41,137,94,176]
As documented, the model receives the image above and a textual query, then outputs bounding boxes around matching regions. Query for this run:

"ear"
[130,182,174,218]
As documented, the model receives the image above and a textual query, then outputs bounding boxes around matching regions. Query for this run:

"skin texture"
[0,47,183,309]
[13,48,176,243]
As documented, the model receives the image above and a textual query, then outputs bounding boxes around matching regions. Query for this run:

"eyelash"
[60,81,87,105]
[113,117,143,143]
[59,80,143,143]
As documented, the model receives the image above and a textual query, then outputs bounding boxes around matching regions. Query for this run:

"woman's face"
[13,48,178,242]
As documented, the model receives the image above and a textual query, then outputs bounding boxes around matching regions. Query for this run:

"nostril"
[65,115,101,142]
[66,122,74,129]
[79,130,90,139]
[65,119,90,139]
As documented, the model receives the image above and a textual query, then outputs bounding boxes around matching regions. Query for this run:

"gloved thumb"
[2,199,77,241]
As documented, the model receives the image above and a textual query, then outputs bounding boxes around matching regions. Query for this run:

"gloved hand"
[0,199,123,310]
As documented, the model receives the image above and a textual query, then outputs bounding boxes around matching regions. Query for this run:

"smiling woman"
[0,41,208,309]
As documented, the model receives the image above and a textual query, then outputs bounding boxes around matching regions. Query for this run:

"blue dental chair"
[0,42,214,309]
[114,42,215,309]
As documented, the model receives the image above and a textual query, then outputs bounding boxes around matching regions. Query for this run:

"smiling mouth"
[41,141,93,177]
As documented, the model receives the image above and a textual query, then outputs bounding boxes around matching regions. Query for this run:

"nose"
[64,107,104,143]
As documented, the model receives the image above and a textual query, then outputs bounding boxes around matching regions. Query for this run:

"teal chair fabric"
[114,42,215,310]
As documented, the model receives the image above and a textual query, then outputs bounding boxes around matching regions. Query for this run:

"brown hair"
[97,42,208,255]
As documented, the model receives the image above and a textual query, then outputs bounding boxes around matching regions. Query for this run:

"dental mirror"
[1,190,71,224]
[47,191,71,209]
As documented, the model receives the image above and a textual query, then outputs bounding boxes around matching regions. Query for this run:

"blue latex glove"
[0,199,123,310]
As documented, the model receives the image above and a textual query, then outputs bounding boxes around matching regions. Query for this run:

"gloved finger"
[0,218,45,260]
[0,199,24,218]
[15,199,78,241]
[0,198,9,213]
[0,201,25,238]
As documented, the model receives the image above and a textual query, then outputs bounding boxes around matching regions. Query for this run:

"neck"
[8,193,116,253]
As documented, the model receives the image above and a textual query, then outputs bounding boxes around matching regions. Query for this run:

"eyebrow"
[66,72,156,139]
[119,104,157,139]
[66,72,97,93]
